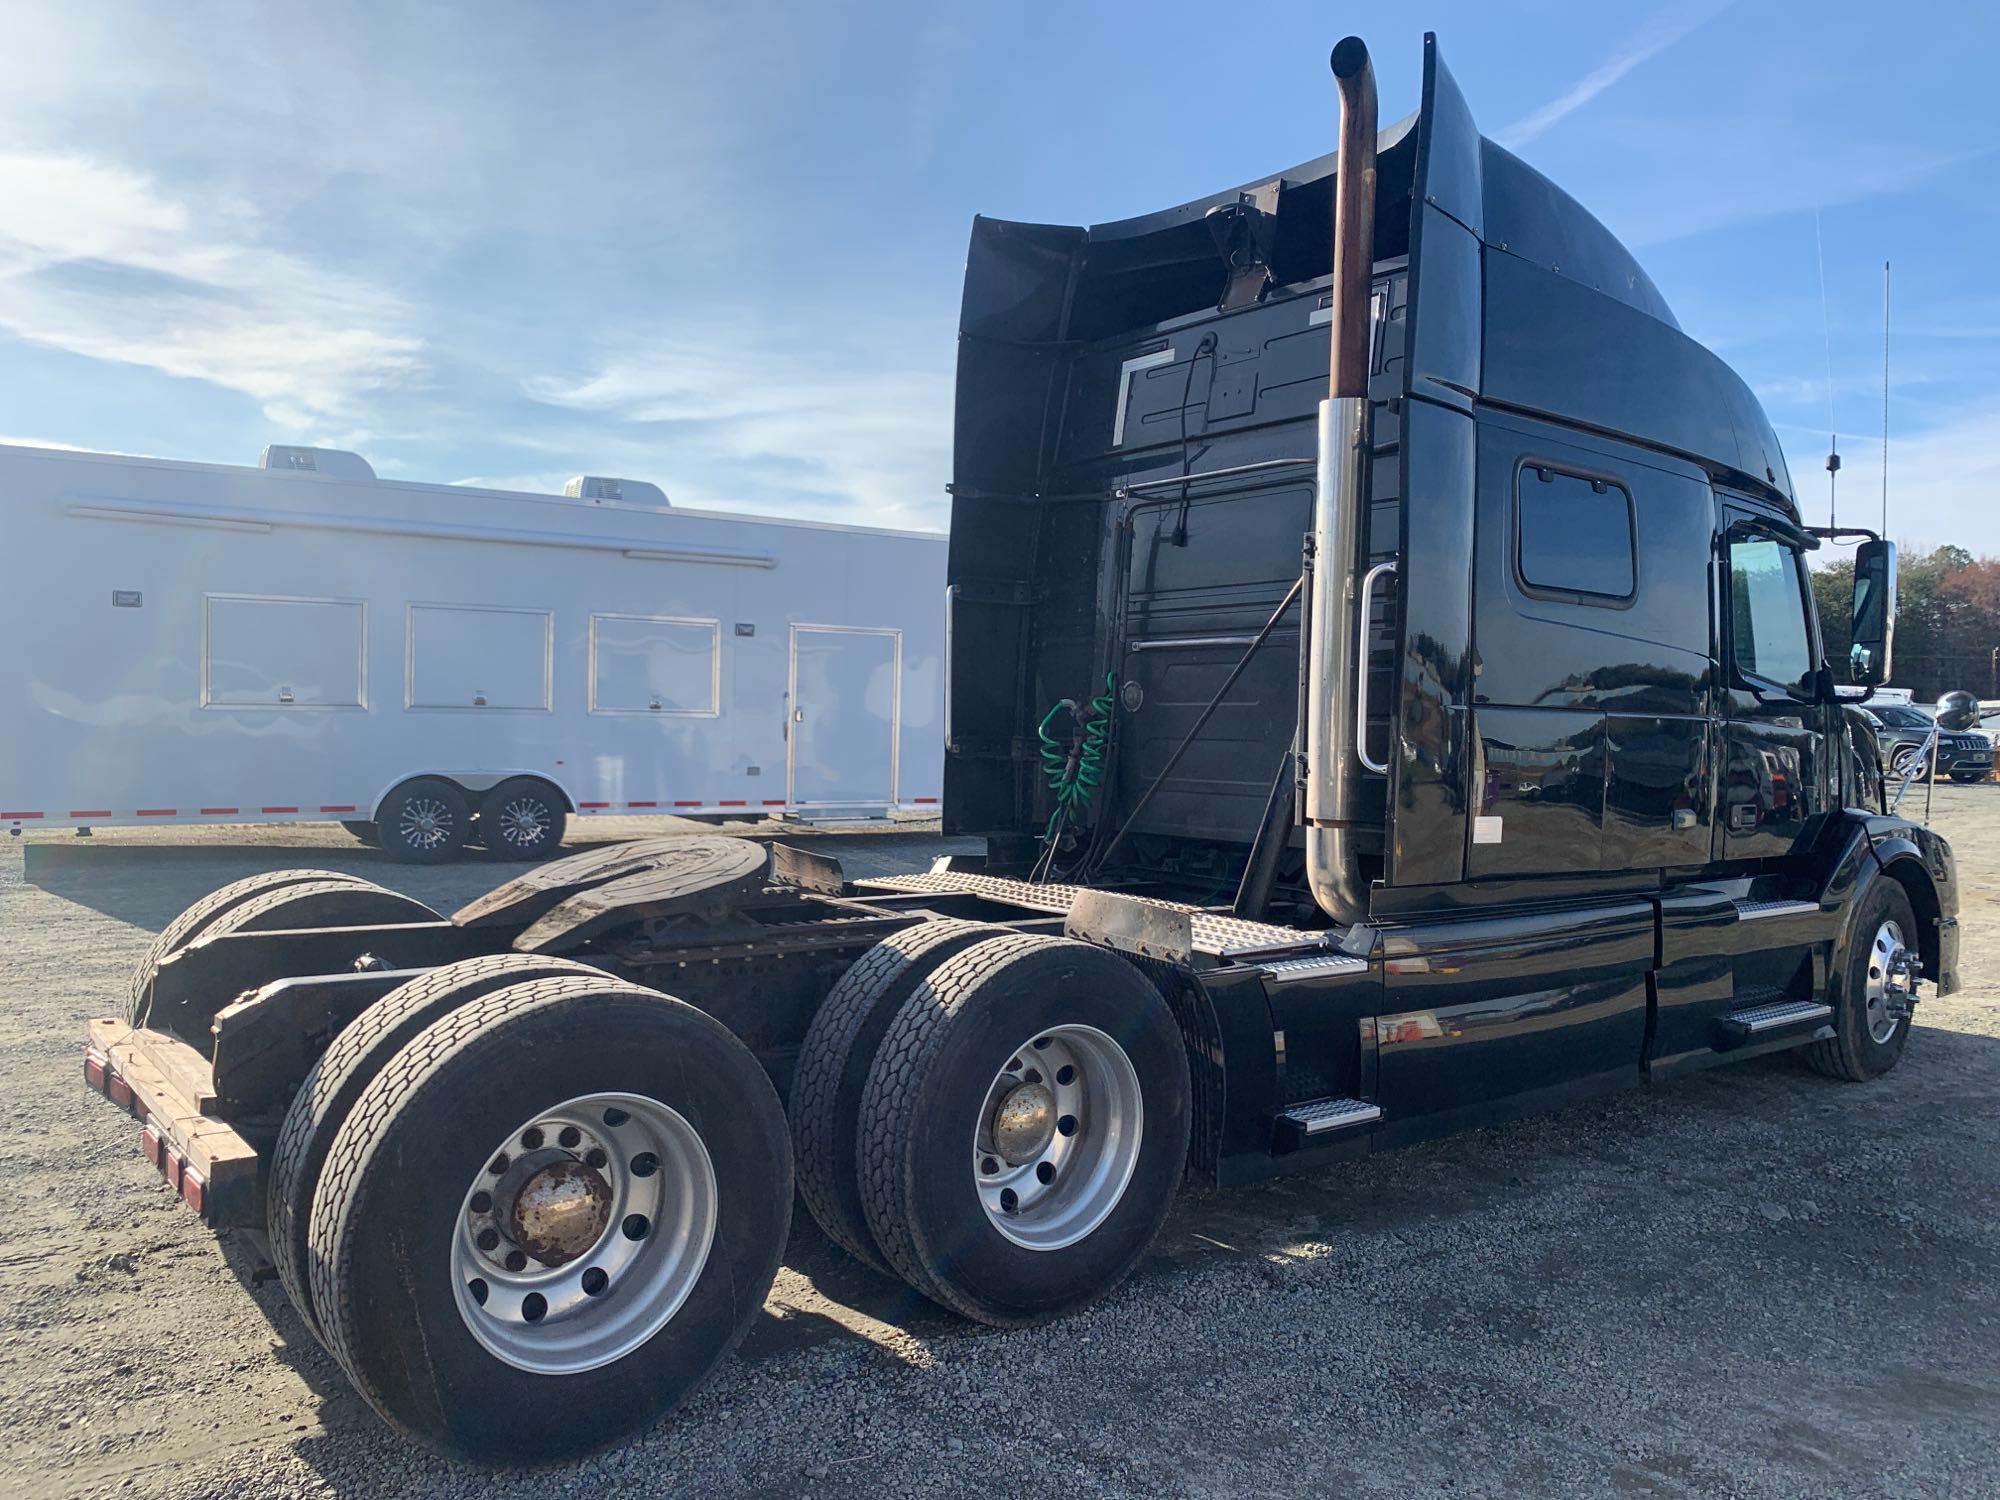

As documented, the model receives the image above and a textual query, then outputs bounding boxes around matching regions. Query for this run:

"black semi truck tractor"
[83,33,1959,1464]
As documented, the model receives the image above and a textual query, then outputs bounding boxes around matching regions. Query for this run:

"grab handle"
[1355,560,1397,775]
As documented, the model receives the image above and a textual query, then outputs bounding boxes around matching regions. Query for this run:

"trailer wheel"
[477,779,568,862]
[857,934,1189,1328]
[376,778,471,863]
[308,975,791,1463]
[267,953,606,1343]
[126,868,385,1024]
[1807,880,1920,1082]
[790,919,1000,1272]
[340,820,381,848]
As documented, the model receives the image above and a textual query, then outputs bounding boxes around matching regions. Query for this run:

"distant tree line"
[1811,545,2000,703]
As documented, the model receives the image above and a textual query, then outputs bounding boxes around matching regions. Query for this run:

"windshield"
[1875,705,1932,728]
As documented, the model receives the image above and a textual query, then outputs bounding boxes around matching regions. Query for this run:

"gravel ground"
[3,801,1998,1499]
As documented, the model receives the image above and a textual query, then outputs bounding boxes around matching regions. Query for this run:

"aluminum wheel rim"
[1890,746,1924,781]
[1862,918,1915,1045]
[497,797,551,848]
[972,1024,1143,1252]
[450,1091,717,1375]
[400,797,455,850]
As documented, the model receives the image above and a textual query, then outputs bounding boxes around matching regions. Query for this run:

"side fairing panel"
[1384,39,1483,888]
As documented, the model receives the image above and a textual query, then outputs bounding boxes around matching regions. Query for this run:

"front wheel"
[308,975,791,1463]
[1889,745,1932,783]
[1806,880,1921,1082]
[857,934,1190,1328]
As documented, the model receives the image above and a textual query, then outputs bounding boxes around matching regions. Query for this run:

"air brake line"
[1031,673,1115,884]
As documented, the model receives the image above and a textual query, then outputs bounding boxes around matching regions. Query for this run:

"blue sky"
[0,1,1995,547]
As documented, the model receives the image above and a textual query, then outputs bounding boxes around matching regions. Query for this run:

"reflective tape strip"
[2,811,42,819]
[199,807,239,816]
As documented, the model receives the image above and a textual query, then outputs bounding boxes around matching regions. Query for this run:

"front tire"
[308,975,791,1463]
[857,934,1189,1328]
[1806,879,1920,1082]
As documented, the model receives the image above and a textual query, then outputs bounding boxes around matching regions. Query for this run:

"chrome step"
[1733,898,1819,921]
[1260,952,1369,983]
[1281,1097,1383,1135]
[1720,999,1833,1036]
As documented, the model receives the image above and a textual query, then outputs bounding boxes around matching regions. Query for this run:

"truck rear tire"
[267,954,606,1343]
[1806,880,1920,1082]
[126,869,385,1025]
[790,918,1000,1272]
[857,934,1189,1328]
[307,975,791,1463]
[376,778,472,863]
[141,879,444,1040]
[477,778,567,862]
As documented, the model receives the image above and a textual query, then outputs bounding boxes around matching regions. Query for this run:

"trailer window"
[406,604,553,711]
[202,595,365,709]
[1727,537,1813,692]
[589,615,720,716]
[1515,466,1635,602]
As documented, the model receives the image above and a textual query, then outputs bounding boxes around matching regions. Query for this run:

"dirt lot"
[3,800,1998,1499]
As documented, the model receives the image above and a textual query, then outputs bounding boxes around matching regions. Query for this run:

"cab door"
[1717,512,1828,861]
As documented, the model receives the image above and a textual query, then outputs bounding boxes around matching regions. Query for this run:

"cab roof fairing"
[953,33,1796,513]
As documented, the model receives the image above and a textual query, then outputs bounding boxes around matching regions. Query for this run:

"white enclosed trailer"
[0,442,945,859]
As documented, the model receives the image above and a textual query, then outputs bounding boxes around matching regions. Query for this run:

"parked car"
[1863,703,1992,782]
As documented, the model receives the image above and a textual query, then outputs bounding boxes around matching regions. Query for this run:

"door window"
[1727,537,1813,693]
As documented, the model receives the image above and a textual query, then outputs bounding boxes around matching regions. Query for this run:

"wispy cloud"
[1499,0,1737,149]
[522,321,953,529]
[0,149,423,427]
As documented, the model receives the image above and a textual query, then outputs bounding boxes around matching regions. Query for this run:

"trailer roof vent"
[258,445,376,481]
[564,475,670,509]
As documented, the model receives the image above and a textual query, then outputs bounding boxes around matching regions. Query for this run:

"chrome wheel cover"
[971,1024,1143,1252]
[399,796,456,851]
[450,1091,717,1375]
[496,796,552,849]
[1862,918,1919,1045]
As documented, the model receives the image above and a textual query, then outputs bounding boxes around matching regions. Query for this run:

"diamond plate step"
[1717,998,1832,1041]
[1281,1097,1382,1136]
[1732,899,1819,922]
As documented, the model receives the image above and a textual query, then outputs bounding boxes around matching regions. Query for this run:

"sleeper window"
[1728,537,1813,692]
[1517,466,1635,600]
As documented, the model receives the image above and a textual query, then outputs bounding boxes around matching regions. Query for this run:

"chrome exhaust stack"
[1304,36,1378,927]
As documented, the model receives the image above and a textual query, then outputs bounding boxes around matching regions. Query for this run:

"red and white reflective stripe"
[10,796,833,821]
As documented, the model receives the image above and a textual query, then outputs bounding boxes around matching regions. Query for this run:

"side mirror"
[1848,539,1896,688]
[1937,689,1980,732]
